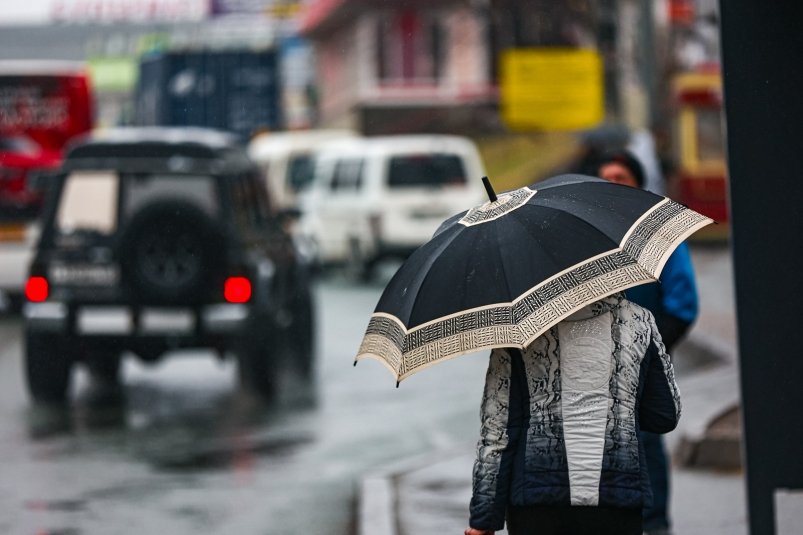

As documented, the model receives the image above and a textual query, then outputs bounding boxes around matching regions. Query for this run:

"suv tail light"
[25,276,49,302]
[224,277,252,303]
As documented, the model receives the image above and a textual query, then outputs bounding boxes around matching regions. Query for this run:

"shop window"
[376,10,443,84]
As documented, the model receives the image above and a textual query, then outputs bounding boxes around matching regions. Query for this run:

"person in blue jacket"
[597,149,699,535]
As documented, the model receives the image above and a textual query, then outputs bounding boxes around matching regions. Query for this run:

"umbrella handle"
[482,176,497,203]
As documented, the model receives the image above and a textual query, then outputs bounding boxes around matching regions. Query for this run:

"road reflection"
[25,353,318,472]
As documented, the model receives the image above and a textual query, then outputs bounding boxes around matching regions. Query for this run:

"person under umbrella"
[597,149,699,535]
[353,174,711,534]
[464,291,680,535]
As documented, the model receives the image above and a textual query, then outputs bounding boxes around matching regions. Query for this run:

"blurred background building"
[0,0,722,133]
[0,0,727,222]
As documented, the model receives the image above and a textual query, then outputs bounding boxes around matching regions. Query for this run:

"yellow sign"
[500,48,604,131]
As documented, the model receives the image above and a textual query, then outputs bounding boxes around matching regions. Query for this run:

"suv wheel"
[284,292,315,380]
[85,352,122,385]
[25,331,74,403]
[236,317,278,399]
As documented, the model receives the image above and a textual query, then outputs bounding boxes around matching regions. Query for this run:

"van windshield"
[387,154,467,188]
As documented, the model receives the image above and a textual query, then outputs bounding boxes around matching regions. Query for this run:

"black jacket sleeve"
[654,312,692,352]
[639,322,682,434]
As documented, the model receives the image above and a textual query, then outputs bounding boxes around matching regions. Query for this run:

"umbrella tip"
[396,381,400,388]
[353,360,358,367]
[481,176,498,203]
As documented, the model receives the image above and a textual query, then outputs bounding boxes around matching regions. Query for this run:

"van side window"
[288,154,316,192]
[330,159,364,192]
[388,154,466,187]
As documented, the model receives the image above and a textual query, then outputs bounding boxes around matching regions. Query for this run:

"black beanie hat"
[597,150,646,188]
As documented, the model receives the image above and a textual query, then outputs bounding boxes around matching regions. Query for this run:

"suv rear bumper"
[24,302,251,338]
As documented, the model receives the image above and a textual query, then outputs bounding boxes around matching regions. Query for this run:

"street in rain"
[2,0,801,534]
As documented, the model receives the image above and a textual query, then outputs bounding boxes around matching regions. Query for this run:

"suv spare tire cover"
[118,200,224,304]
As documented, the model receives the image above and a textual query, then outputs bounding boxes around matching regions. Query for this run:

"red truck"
[1,61,93,218]
[0,61,93,307]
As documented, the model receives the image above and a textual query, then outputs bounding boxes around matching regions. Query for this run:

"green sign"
[88,57,138,92]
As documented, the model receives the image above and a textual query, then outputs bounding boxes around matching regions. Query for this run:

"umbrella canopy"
[356,174,713,384]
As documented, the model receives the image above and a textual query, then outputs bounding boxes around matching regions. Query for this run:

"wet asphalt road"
[0,269,492,535]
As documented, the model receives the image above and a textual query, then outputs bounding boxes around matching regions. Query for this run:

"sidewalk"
[358,244,749,535]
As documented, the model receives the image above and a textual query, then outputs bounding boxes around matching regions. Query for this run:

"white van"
[0,224,38,310]
[248,129,356,211]
[300,135,487,279]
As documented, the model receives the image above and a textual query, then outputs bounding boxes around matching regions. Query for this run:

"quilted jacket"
[469,294,681,531]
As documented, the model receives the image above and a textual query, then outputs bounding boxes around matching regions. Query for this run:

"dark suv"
[23,127,315,403]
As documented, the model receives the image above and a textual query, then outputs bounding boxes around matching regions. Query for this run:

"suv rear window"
[387,154,467,188]
[56,171,119,237]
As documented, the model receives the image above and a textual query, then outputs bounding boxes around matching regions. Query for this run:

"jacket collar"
[564,293,623,322]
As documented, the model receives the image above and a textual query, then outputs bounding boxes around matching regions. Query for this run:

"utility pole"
[638,0,658,129]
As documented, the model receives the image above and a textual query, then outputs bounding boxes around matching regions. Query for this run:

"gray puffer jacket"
[469,293,681,531]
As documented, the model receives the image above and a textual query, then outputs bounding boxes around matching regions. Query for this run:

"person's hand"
[464,528,494,535]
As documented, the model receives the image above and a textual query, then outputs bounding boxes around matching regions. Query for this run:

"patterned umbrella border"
[355,197,713,383]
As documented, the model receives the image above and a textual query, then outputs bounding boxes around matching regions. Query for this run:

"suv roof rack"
[63,127,255,175]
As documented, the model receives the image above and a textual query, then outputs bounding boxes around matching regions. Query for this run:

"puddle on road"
[24,499,87,512]
[23,363,321,476]
[146,433,314,470]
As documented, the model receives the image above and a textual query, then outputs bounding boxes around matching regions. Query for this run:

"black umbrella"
[356,174,713,384]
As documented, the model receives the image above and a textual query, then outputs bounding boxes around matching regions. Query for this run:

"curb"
[675,404,742,470]
[359,476,397,535]
[358,451,459,535]
[670,334,743,470]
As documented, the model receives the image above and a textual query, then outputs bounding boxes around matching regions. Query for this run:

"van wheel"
[25,332,74,404]
[347,238,375,282]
